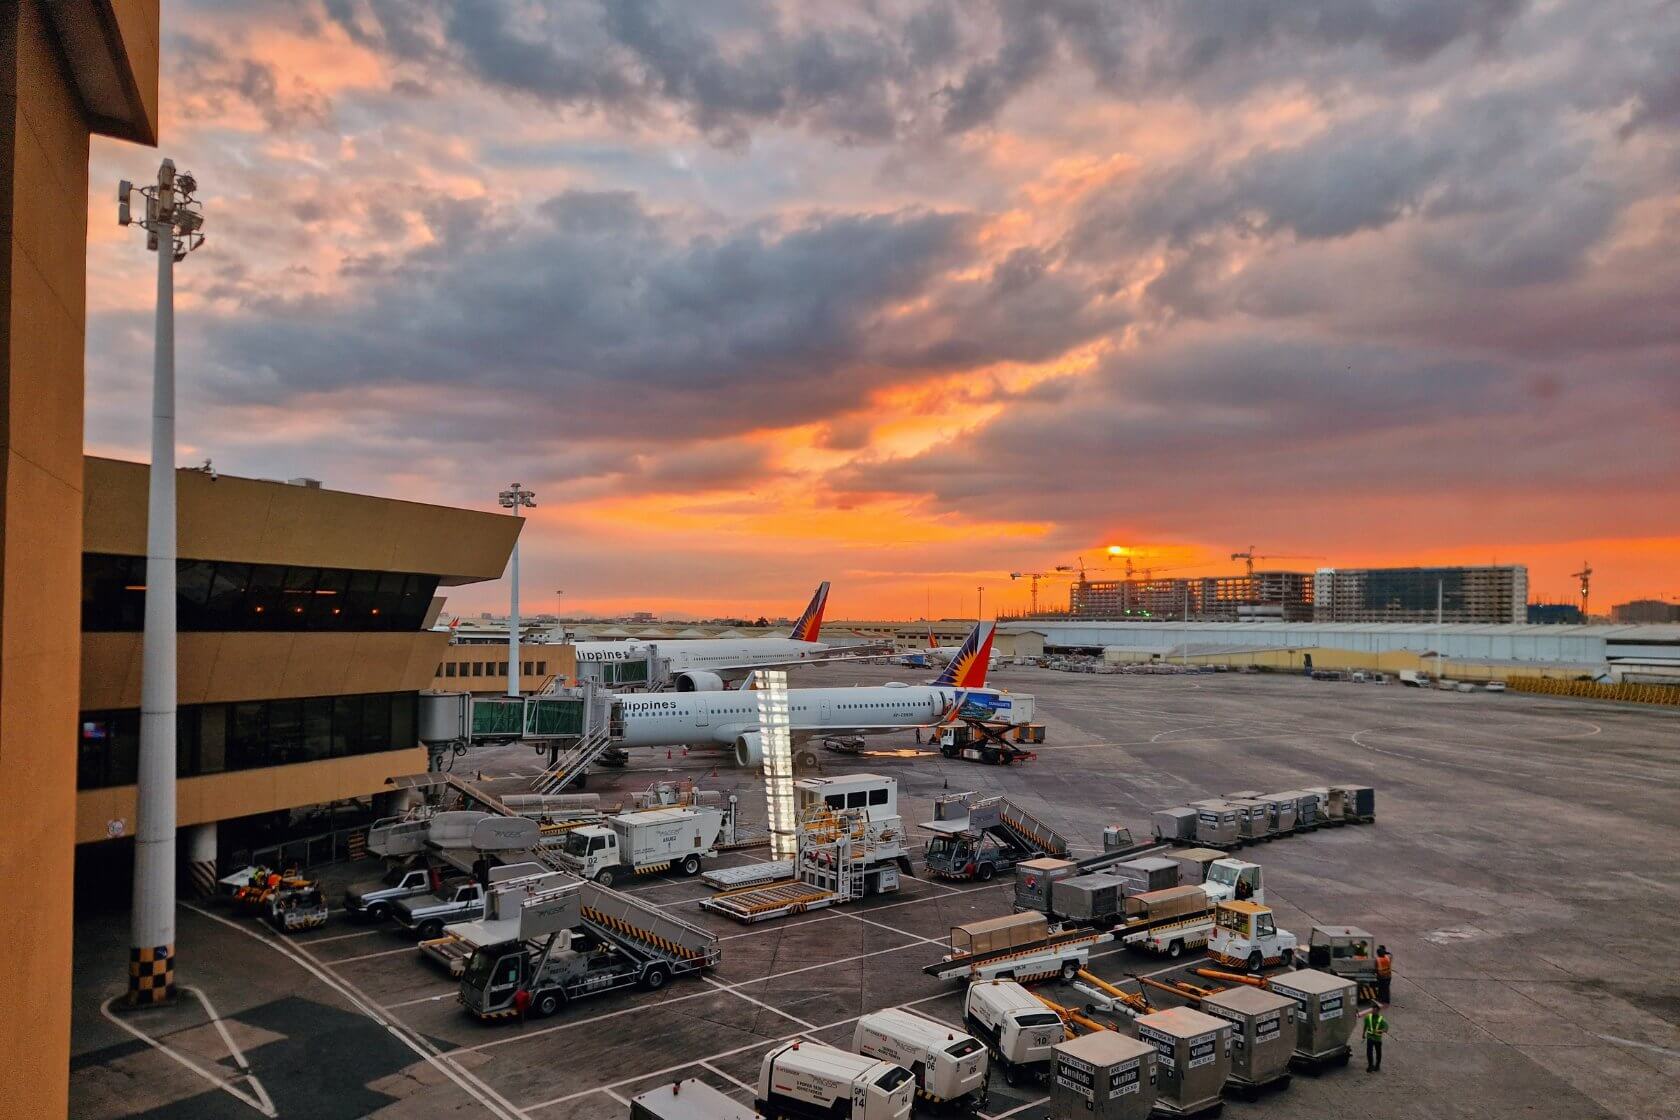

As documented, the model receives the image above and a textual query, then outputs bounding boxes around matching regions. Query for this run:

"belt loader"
[925,911,1111,984]
[454,873,720,1019]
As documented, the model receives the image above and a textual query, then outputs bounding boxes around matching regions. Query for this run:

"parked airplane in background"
[612,623,1024,766]
[898,624,999,672]
[570,582,862,691]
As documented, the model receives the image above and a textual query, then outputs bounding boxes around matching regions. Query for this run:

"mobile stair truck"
[922,792,1070,882]
[964,980,1066,1087]
[704,775,912,924]
[853,1008,989,1110]
[555,805,725,885]
[455,874,721,1020]
[925,911,1111,985]
[756,1041,915,1120]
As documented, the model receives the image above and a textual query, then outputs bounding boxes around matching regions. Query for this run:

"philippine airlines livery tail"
[931,622,997,689]
[788,581,830,643]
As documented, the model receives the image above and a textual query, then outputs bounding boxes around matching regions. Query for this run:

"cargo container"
[1337,785,1375,821]
[1110,857,1181,895]
[1223,790,1265,802]
[950,912,1048,958]
[965,980,1065,1086]
[1228,800,1273,841]
[1308,787,1344,822]
[1267,791,1319,829]
[1014,857,1078,914]
[757,1042,913,1120]
[1201,986,1296,1094]
[1260,796,1297,834]
[1152,807,1198,842]
[1193,803,1241,848]
[1133,1007,1232,1117]
[1167,848,1224,886]
[630,1079,762,1120]
[1266,969,1356,1069]
[853,1008,988,1107]
[1051,1030,1157,1120]
[1051,874,1126,925]
[1122,885,1209,927]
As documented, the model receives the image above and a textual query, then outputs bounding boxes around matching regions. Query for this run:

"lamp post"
[117,159,205,1006]
[499,483,536,697]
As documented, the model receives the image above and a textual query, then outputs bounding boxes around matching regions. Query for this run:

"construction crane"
[1230,546,1325,579]
[1009,565,1075,613]
[1572,561,1593,621]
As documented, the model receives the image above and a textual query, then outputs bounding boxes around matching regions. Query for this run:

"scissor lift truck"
[455,874,721,1019]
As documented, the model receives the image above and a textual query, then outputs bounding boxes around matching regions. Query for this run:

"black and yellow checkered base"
[127,944,176,1006]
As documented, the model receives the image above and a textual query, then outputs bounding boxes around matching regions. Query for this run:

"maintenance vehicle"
[936,722,1037,766]
[757,1041,915,1120]
[1199,858,1264,905]
[343,862,438,921]
[1208,900,1298,972]
[392,860,546,940]
[964,980,1066,1087]
[554,805,724,885]
[853,1008,988,1110]
[456,874,720,1019]
[1296,925,1381,1000]
[921,792,1068,881]
[265,882,329,933]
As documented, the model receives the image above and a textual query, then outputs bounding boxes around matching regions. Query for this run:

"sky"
[86,0,1680,621]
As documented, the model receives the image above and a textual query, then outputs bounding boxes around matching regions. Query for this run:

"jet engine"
[675,671,726,692]
[734,732,763,768]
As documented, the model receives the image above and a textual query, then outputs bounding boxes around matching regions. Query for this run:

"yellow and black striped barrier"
[1508,677,1680,706]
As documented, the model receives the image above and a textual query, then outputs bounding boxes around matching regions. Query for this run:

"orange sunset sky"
[84,1,1680,620]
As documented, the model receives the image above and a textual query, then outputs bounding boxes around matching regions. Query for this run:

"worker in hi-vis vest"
[1376,945,1393,1004]
[1363,1007,1389,1072]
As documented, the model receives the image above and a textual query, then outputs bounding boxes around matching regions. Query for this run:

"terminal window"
[76,690,420,789]
[82,554,439,633]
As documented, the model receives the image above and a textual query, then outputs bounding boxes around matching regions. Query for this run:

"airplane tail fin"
[931,622,996,689]
[927,623,938,650]
[789,581,830,642]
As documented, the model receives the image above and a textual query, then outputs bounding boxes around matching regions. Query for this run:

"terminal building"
[75,457,519,865]
[1312,565,1526,624]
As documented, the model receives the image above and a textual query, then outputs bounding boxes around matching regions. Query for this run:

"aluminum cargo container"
[1133,1007,1232,1117]
[1268,791,1319,828]
[1309,786,1344,821]
[1228,800,1273,841]
[1051,874,1125,924]
[1111,857,1180,895]
[1168,848,1225,886]
[1267,969,1356,1067]
[1014,858,1077,914]
[1223,790,1265,802]
[1193,803,1241,848]
[1260,796,1297,834]
[1201,985,1297,1091]
[1337,785,1375,821]
[1051,1030,1157,1120]
[1152,807,1198,842]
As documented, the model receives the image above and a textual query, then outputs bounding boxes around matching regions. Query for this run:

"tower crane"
[1572,561,1592,621]
[1009,565,1075,614]
[1229,546,1325,579]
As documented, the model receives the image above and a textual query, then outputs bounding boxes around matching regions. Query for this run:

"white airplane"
[571,582,870,691]
[896,624,999,672]
[612,623,1018,766]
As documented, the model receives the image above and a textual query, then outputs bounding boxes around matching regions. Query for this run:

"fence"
[1507,676,1680,706]
[231,824,372,872]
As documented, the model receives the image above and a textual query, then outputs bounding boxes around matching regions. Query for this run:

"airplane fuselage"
[573,638,830,674]
[613,684,962,748]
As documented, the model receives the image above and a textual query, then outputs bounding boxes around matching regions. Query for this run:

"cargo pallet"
[702,878,846,923]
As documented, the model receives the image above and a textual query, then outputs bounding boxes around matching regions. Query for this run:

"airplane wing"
[702,646,898,675]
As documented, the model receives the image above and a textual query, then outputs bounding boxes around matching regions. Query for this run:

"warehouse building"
[1612,599,1680,624]
[1312,565,1527,624]
[76,457,519,857]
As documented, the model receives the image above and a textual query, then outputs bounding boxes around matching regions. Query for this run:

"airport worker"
[513,987,531,1024]
[1376,945,1393,1003]
[1363,1006,1388,1072]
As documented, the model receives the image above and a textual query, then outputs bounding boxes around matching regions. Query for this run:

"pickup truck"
[391,880,486,940]
[343,864,435,922]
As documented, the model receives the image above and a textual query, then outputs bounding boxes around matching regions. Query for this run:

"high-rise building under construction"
[1312,565,1527,624]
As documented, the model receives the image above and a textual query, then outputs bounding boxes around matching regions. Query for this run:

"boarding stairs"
[530,725,619,795]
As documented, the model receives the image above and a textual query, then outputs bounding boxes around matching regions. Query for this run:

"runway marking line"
[98,985,276,1118]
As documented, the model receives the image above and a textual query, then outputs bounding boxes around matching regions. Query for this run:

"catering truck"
[963,980,1066,1087]
[555,805,725,884]
[853,1008,988,1109]
[756,1041,915,1120]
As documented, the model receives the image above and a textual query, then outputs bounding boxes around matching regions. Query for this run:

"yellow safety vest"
[1363,1013,1388,1039]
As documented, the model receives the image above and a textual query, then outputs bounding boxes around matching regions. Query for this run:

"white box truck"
[556,806,724,884]
[757,1041,915,1120]
[853,1008,988,1108]
[964,980,1065,1087]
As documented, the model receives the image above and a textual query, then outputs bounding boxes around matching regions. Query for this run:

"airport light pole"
[500,483,536,697]
[118,160,205,1007]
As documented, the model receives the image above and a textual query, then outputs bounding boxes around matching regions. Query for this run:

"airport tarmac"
[69,665,1680,1119]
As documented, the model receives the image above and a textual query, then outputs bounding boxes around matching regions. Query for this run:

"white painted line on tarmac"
[834,910,943,945]
[700,1060,758,1095]
[184,903,526,1120]
[99,986,276,1118]
[329,943,425,965]
[382,988,463,1010]
[458,987,720,1054]
[301,927,388,945]
[706,976,819,1030]
[1598,1034,1680,1058]
[983,1095,1048,1119]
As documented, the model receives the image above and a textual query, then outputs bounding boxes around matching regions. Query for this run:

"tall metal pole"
[125,158,201,1006]
[499,483,536,697]
[1436,580,1444,681]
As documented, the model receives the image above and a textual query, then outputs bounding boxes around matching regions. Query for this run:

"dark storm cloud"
[319,0,1532,144]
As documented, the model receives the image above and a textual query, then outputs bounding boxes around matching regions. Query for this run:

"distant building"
[1527,601,1584,624]
[1611,599,1680,624]
[1068,571,1314,622]
[1313,565,1526,624]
